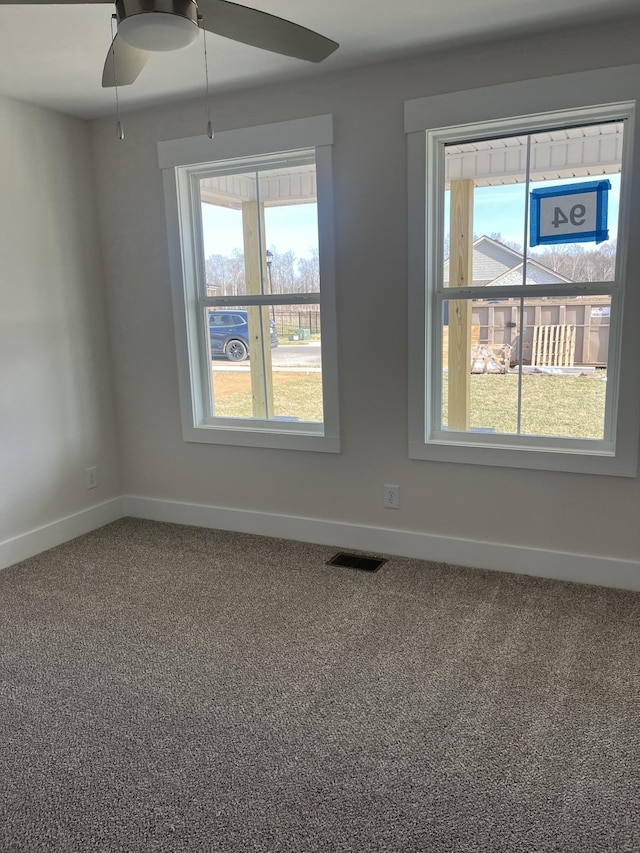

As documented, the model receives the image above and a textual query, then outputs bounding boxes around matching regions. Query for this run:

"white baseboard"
[4,495,638,592]
[0,498,124,572]
[123,495,640,592]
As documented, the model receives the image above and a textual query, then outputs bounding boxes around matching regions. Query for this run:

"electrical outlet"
[85,466,98,490]
[383,484,400,509]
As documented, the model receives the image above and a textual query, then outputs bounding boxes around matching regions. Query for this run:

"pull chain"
[110,15,125,141]
[199,14,214,139]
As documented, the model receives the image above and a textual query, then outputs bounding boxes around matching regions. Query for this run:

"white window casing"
[406,65,640,476]
[159,115,340,452]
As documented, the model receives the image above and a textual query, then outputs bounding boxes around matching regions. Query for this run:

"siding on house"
[444,236,570,286]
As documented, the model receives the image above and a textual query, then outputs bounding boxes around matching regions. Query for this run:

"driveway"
[213,342,322,371]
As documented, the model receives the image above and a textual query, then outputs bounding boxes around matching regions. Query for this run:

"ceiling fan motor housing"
[115,0,200,52]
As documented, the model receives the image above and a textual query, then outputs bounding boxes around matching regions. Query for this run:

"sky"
[201,174,621,260]
[202,202,319,260]
[468,174,621,249]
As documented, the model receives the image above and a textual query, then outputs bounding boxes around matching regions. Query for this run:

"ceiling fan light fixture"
[118,11,199,52]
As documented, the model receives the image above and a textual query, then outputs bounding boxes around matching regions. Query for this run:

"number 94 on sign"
[530,179,610,247]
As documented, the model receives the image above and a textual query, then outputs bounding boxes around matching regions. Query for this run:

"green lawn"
[442,372,607,438]
[212,371,323,421]
[211,369,606,438]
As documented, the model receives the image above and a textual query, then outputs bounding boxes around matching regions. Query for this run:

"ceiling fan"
[0,0,339,88]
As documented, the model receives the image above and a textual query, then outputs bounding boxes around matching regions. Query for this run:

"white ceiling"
[0,0,638,120]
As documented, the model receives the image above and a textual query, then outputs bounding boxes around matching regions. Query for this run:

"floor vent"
[326,552,387,572]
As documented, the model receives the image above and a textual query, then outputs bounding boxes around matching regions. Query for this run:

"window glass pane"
[443,136,527,288]
[526,122,622,284]
[518,295,609,440]
[208,306,323,423]
[440,295,609,439]
[442,122,623,290]
[200,163,319,298]
[441,298,519,434]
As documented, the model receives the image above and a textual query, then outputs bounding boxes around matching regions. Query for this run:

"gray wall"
[0,95,120,543]
[91,17,640,563]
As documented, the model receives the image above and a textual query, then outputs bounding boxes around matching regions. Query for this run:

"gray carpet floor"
[1,518,639,852]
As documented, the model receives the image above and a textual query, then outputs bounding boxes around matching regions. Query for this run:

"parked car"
[209,310,279,362]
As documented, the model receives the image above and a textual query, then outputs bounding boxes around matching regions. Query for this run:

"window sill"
[409,438,635,477]
[183,422,340,453]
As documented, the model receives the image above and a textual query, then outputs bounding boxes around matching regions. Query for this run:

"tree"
[205,249,245,296]
[205,245,321,299]
[297,249,320,293]
[531,240,617,282]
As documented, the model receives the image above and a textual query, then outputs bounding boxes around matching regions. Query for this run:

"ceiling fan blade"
[102,34,149,87]
[198,0,339,63]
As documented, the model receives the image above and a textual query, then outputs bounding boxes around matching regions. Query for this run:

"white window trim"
[159,115,340,452]
[405,65,640,477]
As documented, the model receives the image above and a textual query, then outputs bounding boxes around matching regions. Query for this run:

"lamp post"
[265,250,275,323]
[266,250,274,290]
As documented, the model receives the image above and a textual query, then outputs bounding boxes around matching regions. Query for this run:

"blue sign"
[530,179,610,247]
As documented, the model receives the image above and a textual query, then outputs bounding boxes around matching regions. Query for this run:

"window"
[406,66,640,476]
[159,116,339,452]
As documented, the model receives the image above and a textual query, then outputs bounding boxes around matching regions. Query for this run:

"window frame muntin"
[161,116,339,452]
[406,67,640,476]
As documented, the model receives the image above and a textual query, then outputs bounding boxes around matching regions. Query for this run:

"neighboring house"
[443,235,572,286]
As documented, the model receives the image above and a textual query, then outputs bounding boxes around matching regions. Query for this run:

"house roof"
[443,235,572,287]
